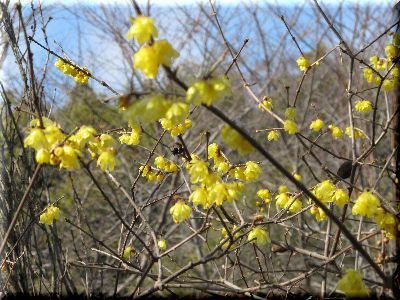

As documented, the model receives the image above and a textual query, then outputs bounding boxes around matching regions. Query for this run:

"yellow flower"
[355,100,372,113]
[285,198,302,213]
[363,68,374,83]
[55,58,89,84]
[248,226,269,245]
[385,43,398,61]
[328,124,343,139]
[158,239,167,251]
[257,189,271,202]
[154,156,178,173]
[36,148,50,164]
[24,128,49,151]
[310,118,324,132]
[345,127,365,139]
[39,205,61,225]
[189,186,210,209]
[352,191,380,218]
[97,150,116,172]
[310,205,327,222]
[392,67,399,78]
[267,130,280,141]
[221,125,254,155]
[169,200,191,223]
[186,76,230,106]
[382,79,394,92]
[370,55,386,71]
[374,208,396,238]
[123,246,135,258]
[186,155,210,184]
[215,161,230,174]
[59,145,81,170]
[122,94,171,124]
[337,269,369,298]
[258,96,273,111]
[283,120,298,135]
[332,188,349,207]
[72,126,96,150]
[154,156,167,169]
[291,173,301,182]
[296,56,310,71]
[285,107,296,120]
[314,180,335,202]
[275,193,289,209]
[119,123,140,145]
[99,134,118,149]
[133,40,179,78]
[208,143,220,159]
[209,182,228,206]
[126,16,158,44]
[243,161,262,181]
[393,32,400,46]
[278,185,288,194]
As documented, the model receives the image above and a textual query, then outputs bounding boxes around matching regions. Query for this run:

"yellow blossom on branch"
[169,200,191,224]
[186,75,230,106]
[133,40,179,78]
[126,16,158,44]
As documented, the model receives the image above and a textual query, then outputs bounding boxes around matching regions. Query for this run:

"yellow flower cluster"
[309,181,349,221]
[208,143,230,174]
[352,191,380,218]
[229,161,262,182]
[345,127,365,139]
[160,102,192,136]
[186,75,230,106]
[123,246,135,259]
[154,156,178,173]
[267,130,280,141]
[128,16,179,78]
[170,200,191,224]
[122,94,171,124]
[352,191,396,238]
[126,16,158,44]
[328,124,343,139]
[354,100,372,113]
[221,125,254,155]
[248,226,270,245]
[337,269,369,298]
[363,36,399,90]
[39,205,61,225]
[119,121,141,145]
[24,118,116,171]
[257,188,271,204]
[158,239,167,251]
[283,119,298,135]
[285,107,297,120]
[275,186,303,214]
[310,205,327,222]
[296,56,310,71]
[258,96,273,111]
[220,225,241,249]
[186,143,260,211]
[139,165,164,182]
[121,95,192,139]
[186,153,245,207]
[313,180,349,207]
[282,107,298,135]
[54,58,89,84]
[309,118,324,132]
[134,40,179,78]
[90,134,118,172]
[127,13,179,78]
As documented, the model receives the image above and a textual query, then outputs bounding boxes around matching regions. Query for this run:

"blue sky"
[1,0,395,103]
